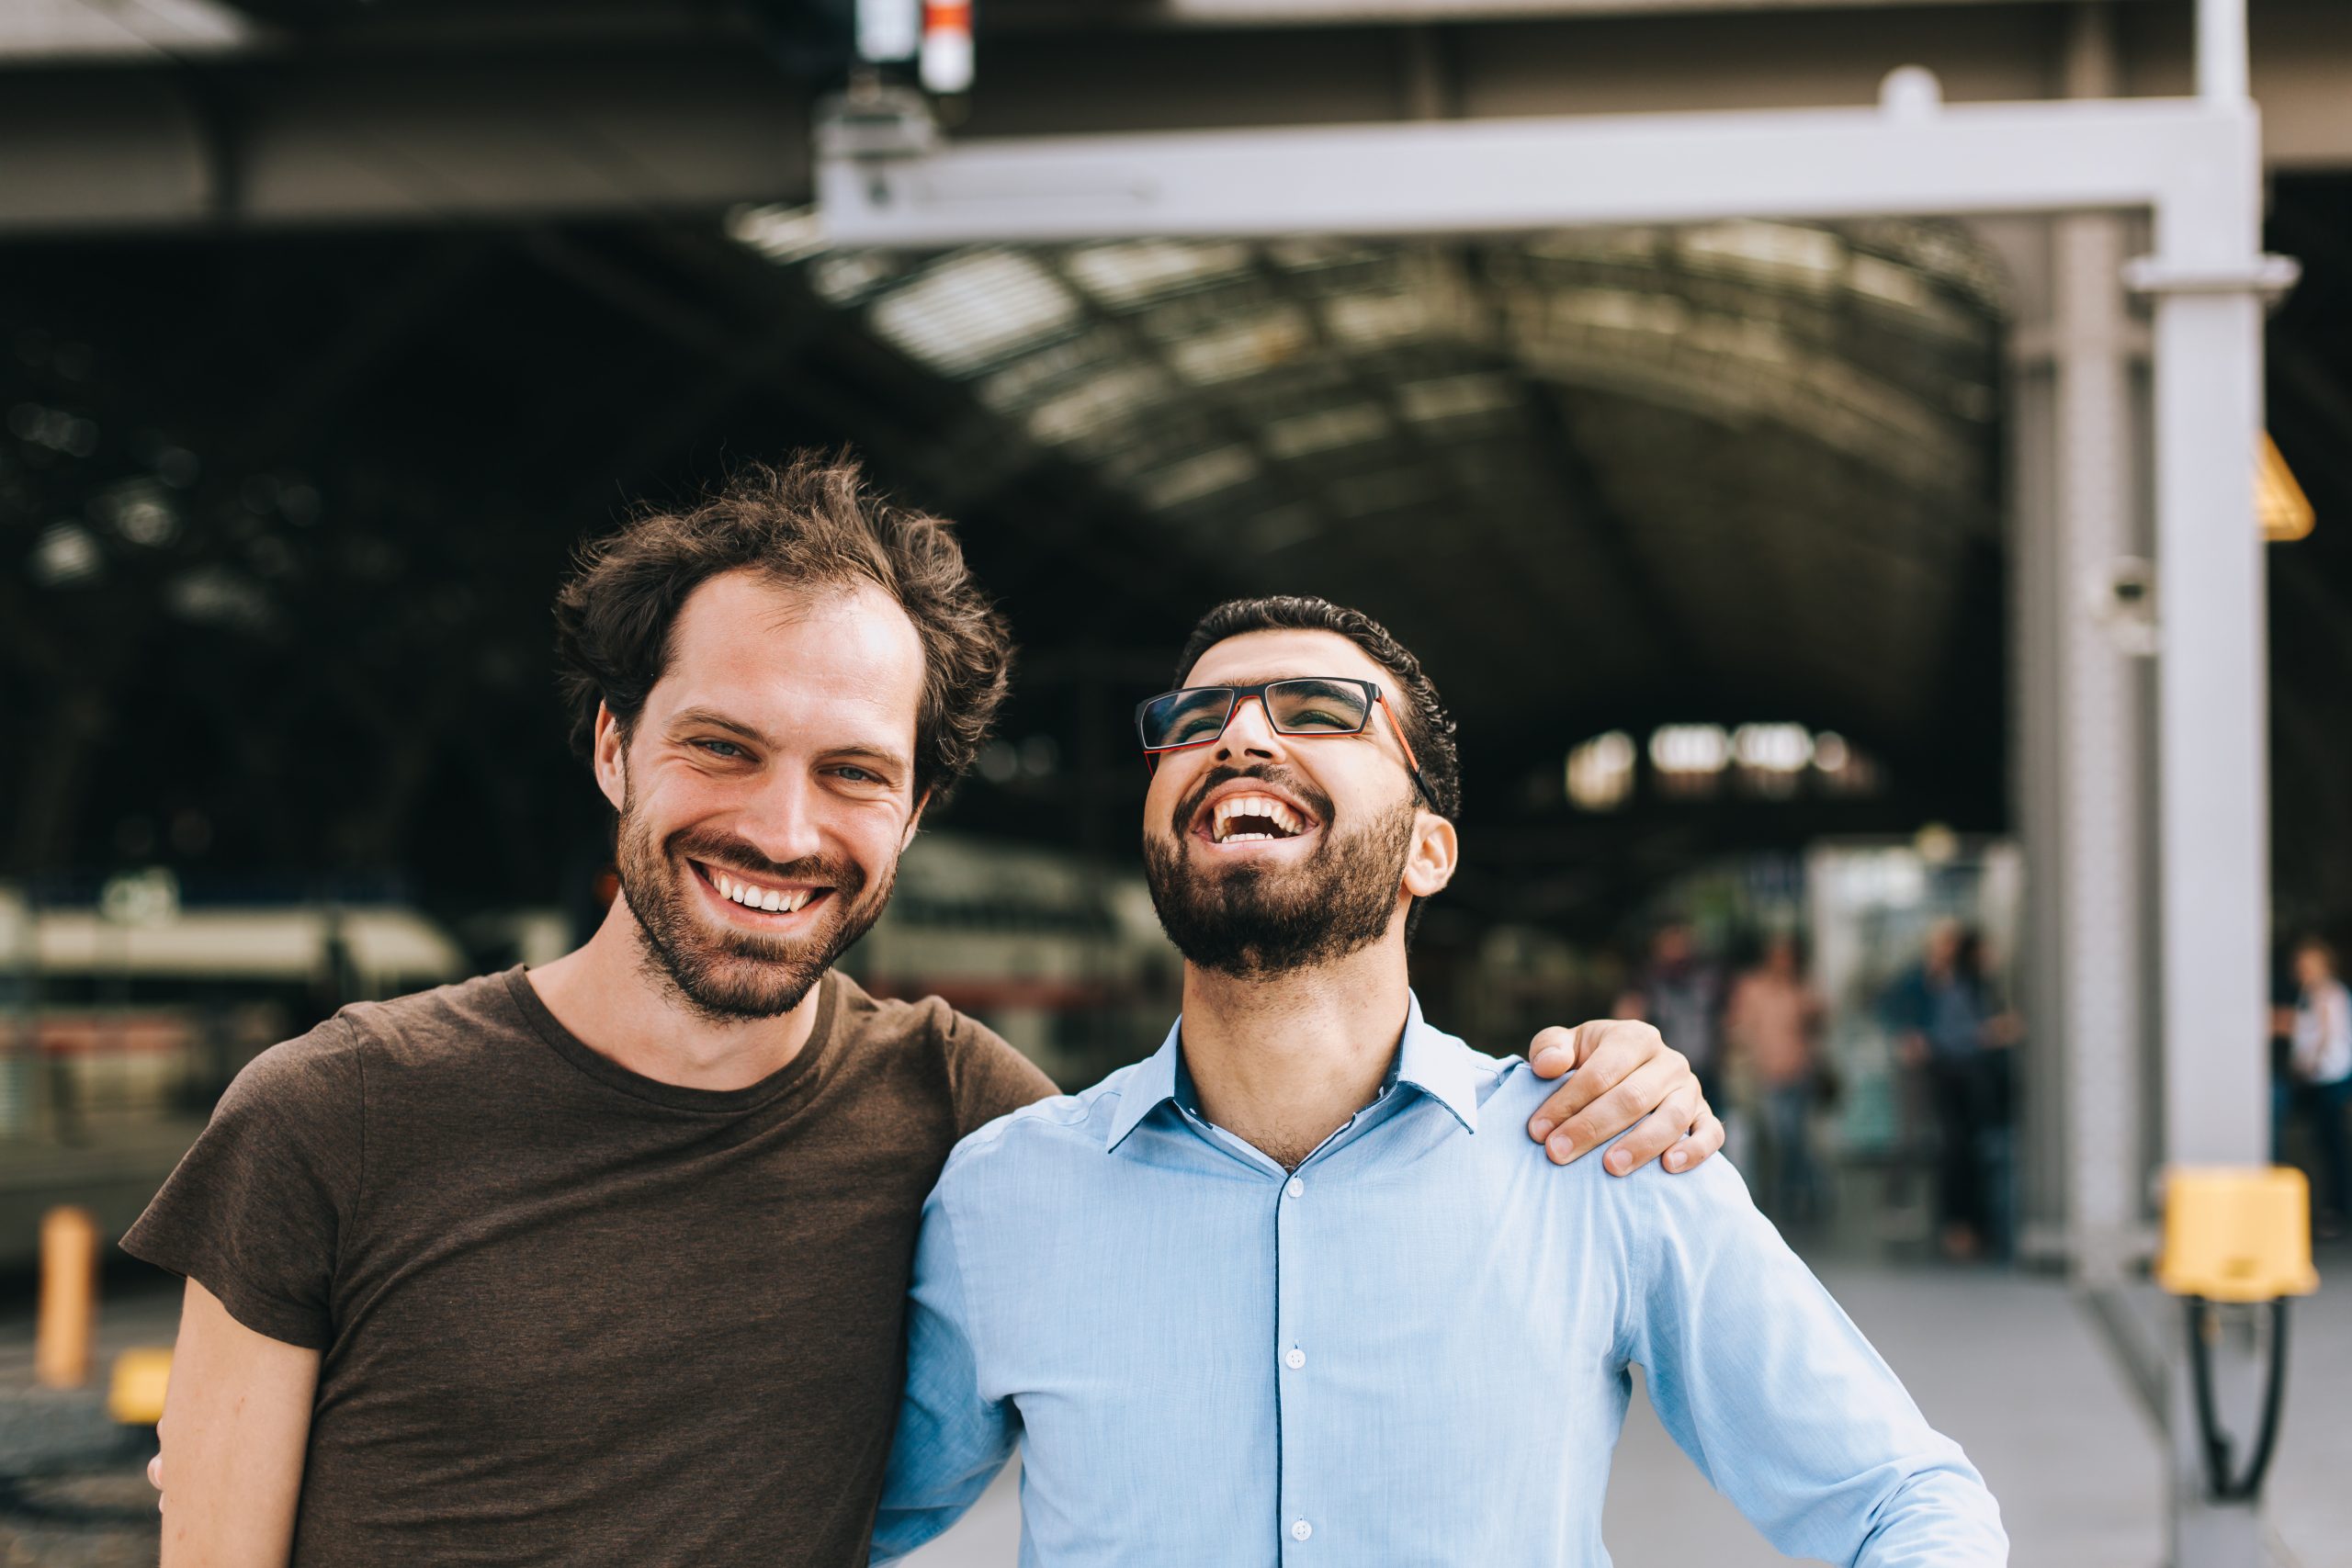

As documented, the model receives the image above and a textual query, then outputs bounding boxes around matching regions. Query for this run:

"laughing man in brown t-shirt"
[127,452,1724,1568]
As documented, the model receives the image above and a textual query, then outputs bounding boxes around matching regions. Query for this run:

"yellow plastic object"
[35,1206,98,1390]
[2156,1167,2320,1301]
[107,1348,172,1427]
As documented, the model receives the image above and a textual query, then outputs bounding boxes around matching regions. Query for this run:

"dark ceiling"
[0,8,2345,942]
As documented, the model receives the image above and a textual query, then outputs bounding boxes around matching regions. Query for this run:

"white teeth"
[707,864,823,913]
[1209,793,1308,842]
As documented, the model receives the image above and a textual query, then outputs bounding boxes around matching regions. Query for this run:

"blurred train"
[0,881,467,1268]
[0,836,1180,1268]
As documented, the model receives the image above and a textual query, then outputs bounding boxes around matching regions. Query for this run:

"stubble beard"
[613,784,895,1026]
[1143,772,1415,980]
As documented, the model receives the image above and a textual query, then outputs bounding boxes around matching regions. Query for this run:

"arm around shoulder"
[871,1181,1018,1562]
[158,1278,320,1568]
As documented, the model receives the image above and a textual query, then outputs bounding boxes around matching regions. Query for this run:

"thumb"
[1527,1024,1580,1077]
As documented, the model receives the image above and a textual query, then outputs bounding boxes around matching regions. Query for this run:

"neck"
[525,896,821,1091]
[1179,935,1412,1170]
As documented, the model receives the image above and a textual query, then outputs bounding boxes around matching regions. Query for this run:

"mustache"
[1170,763,1335,840]
[666,832,865,894]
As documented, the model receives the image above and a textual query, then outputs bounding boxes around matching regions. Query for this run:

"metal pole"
[2197,0,2250,105]
[2148,231,2269,1175]
[2154,1,2270,1556]
[2051,4,2149,1286]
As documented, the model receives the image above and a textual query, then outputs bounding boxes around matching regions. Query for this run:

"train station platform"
[909,1246,2352,1567]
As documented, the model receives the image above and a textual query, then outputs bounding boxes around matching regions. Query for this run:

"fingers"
[1597,1083,1708,1175]
[1524,1020,1672,1147]
[1528,1052,1674,1164]
[1671,1099,1727,1171]
[1525,1025,1579,1078]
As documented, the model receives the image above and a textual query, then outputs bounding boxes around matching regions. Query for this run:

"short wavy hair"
[553,452,1012,804]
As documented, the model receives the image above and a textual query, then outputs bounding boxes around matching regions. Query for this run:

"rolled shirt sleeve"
[1619,1156,2008,1566]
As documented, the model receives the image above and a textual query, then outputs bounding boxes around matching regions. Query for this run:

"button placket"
[1274,1168,1310,1558]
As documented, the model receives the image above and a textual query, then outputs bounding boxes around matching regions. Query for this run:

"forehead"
[656,570,924,734]
[1182,626,1397,699]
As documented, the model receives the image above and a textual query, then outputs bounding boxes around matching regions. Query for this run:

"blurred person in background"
[875,597,2007,1565]
[1724,930,1827,1227]
[130,454,1721,1568]
[1616,920,1726,1113]
[1884,921,2018,1262]
[2274,935,2351,1239]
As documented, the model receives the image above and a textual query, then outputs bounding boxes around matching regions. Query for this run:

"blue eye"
[697,740,746,760]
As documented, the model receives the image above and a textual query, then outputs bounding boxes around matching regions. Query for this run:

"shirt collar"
[1103,991,1479,1154]
[1394,991,1481,1135]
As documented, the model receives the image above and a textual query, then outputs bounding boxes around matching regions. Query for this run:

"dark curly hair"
[552,452,1012,805]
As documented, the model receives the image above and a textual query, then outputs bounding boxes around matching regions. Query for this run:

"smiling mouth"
[689,859,834,917]
[1197,793,1317,846]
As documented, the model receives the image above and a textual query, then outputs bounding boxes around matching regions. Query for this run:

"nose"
[734,768,830,867]
[1215,694,1289,766]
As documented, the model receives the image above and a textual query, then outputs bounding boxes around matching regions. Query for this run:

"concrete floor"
[907,1245,2352,1568]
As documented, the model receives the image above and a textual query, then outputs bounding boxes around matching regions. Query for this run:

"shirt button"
[1291,1520,1313,1541]
[1285,1177,1306,1199]
[1284,1348,1306,1370]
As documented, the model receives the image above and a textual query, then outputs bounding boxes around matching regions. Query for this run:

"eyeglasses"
[1134,677,1433,807]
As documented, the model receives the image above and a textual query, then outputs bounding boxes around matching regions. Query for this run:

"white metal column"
[2051,6,2151,1285]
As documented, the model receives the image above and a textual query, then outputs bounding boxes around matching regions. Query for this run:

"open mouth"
[689,858,834,919]
[1193,790,1319,847]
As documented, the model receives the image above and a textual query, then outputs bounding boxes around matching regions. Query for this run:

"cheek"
[829,800,919,868]
[1143,767,1192,833]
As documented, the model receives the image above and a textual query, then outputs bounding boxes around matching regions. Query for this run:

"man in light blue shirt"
[876,595,2006,1565]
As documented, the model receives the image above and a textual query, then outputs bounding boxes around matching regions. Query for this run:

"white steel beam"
[820,95,2256,245]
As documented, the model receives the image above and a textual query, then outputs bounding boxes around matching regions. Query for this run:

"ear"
[900,787,933,851]
[1401,809,1458,899]
[593,702,628,813]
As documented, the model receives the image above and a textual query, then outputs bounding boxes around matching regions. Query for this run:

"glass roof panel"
[1064,240,1255,309]
[865,249,1083,377]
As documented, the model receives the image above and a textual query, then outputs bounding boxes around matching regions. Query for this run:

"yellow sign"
[2259,432,2314,542]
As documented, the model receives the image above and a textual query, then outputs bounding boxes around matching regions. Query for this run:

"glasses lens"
[1267,679,1371,735]
[1140,688,1237,750]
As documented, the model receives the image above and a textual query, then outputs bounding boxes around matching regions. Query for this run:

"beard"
[613,784,895,1025]
[1143,766,1415,979]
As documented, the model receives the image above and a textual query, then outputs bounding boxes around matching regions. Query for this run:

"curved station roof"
[750,217,2010,847]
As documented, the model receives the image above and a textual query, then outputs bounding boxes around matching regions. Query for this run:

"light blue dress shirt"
[874,997,2006,1566]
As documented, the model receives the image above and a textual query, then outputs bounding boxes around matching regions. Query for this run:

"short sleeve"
[940,1011,1056,1137]
[120,1017,366,1350]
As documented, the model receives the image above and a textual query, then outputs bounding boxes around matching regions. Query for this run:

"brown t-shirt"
[121,965,1054,1567]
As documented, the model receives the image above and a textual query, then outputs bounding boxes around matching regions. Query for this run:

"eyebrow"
[826,743,914,772]
[1189,672,1388,698]
[669,708,775,747]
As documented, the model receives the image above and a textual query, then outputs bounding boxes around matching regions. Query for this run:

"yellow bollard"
[35,1205,98,1390]
[107,1348,172,1426]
